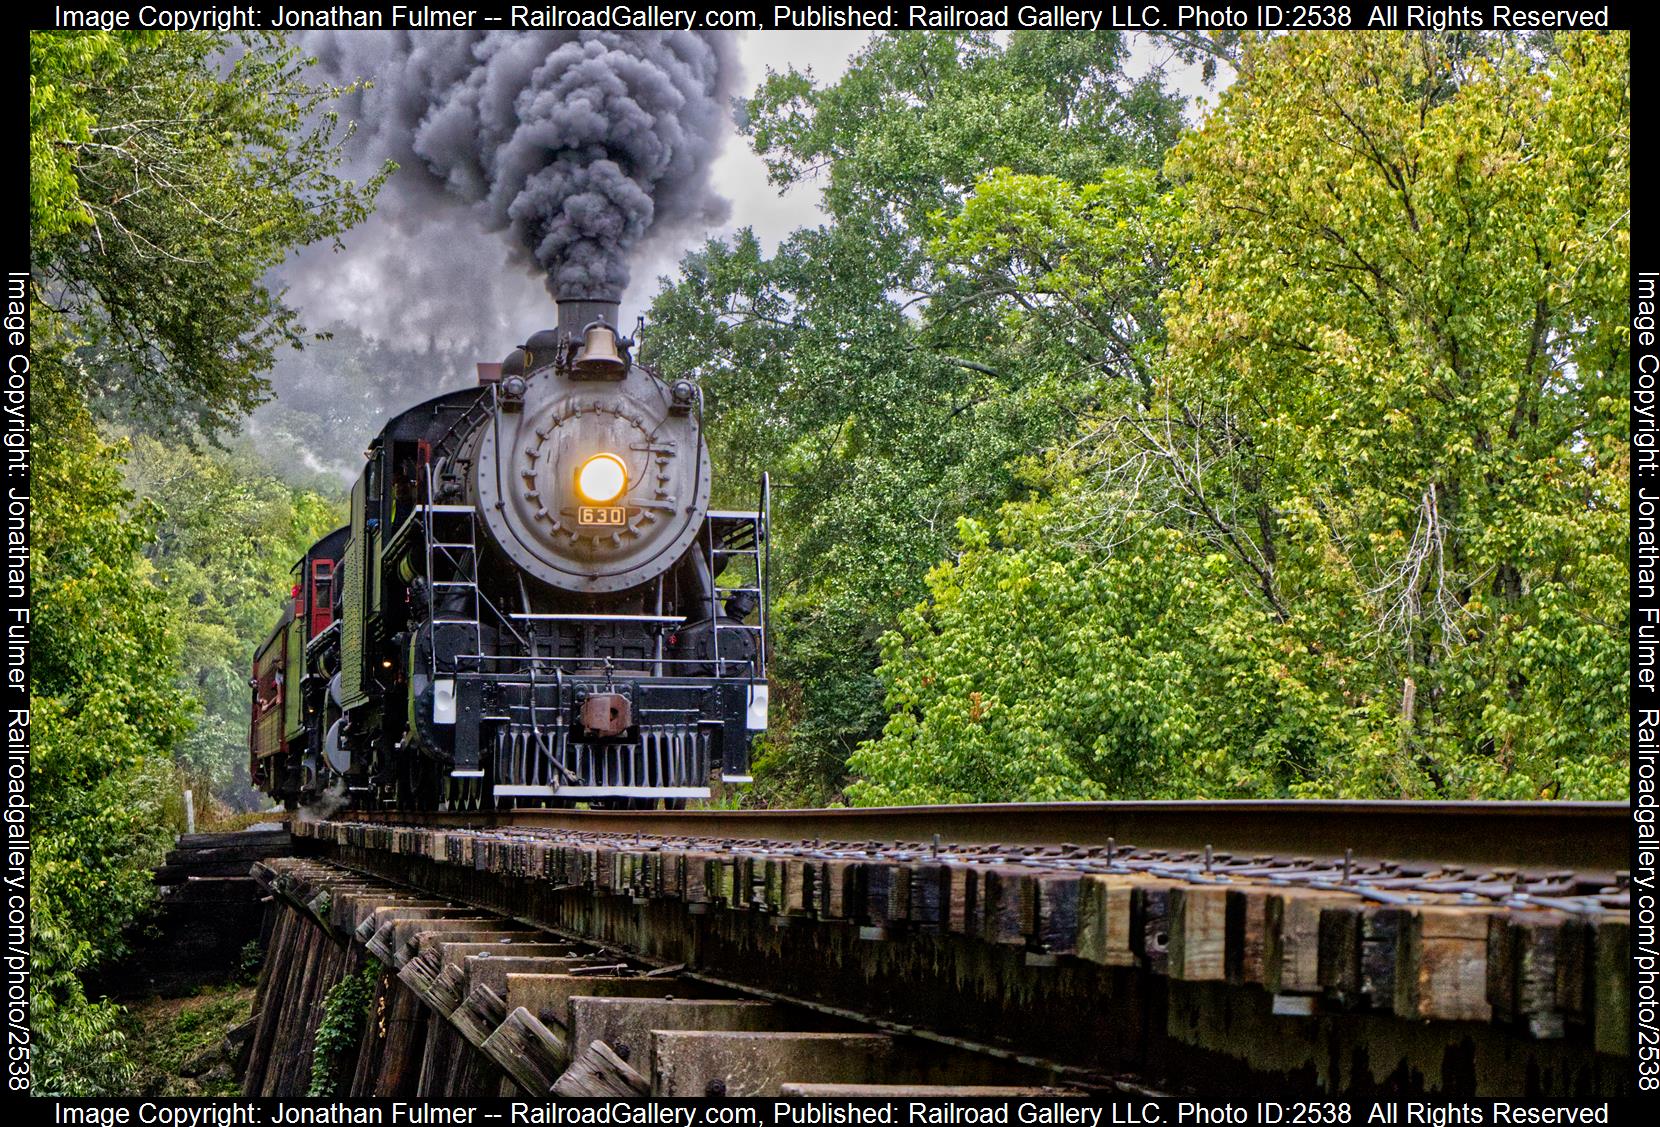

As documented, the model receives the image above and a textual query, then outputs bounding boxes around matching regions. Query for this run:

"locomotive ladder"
[419,464,488,678]
[705,472,771,679]
[413,381,501,669]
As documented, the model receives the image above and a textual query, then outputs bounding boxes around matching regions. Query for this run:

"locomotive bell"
[572,322,628,379]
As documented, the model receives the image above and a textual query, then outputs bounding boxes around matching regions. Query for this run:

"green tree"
[31,30,387,439]
[848,503,1336,805]
[29,347,192,1094]
[124,437,344,805]
[29,30,123,241]
[29,30,384,1091]
[647,33,1187,802]
[1159,31,1628,797]
[852,32,1629,804]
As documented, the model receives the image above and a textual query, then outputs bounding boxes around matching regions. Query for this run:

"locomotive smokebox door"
[579,692,632,737]
[471,296,713,596]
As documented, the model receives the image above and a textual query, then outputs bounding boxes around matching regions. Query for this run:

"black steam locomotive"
[249,297,768,810]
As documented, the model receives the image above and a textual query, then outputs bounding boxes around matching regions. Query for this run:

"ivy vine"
[308,961,380,1097]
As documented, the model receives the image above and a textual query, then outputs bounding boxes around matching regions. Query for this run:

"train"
[249,296,769,811]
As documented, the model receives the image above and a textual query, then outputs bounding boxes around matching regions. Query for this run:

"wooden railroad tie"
[284,822,1629,1057]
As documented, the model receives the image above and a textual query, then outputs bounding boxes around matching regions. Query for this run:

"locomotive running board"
[493,785,711,799]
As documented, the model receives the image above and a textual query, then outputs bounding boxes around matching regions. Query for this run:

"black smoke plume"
[308,30,738,300]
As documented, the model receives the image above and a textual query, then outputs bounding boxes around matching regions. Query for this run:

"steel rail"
[342,799,1629,884]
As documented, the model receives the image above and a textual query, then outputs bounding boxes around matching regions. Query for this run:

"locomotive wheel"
[400,756,442,812]
[416,760,442,811]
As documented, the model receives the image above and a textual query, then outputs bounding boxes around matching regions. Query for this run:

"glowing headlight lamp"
[576,452,628,505]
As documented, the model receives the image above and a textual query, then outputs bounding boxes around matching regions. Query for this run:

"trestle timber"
[261,817,1631,1096]
[245,856,1075,1097]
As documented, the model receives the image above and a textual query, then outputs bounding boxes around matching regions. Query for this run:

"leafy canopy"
[125,437,344,804]
[31,30,388,439]
[851,31,1629,804]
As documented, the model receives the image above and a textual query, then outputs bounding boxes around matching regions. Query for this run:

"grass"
[197,807,290,833]
[121,983,257,1097]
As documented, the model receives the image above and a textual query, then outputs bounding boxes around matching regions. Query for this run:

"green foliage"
[852,32,1628,803]
[1159,31,1628,796]
[30,991,138,1097]
[29,30,125,240]
[309,963,380,1097]
[29,342,188,1093]
[30,351,192,986]
[124,436,344,803]
[746,32,1180,248]
[31,30,388,439]
[28,30,383,1093]
[237,941,265,984]
[648,34,1186,802]
[929,166,1178,405]
[849,505,1342,804]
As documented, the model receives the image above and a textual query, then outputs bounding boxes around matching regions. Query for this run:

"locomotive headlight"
[576,452,628,504]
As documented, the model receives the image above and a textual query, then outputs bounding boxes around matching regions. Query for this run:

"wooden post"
[1394,907,1491,1022]
[553,1040,650,1097]
[1168,886,1228,981]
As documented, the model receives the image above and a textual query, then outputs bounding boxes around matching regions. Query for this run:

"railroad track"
[345,799,1630,887]
[257,800,1631,1095]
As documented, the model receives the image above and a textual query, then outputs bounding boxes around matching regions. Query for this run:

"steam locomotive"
[249,297,768,811]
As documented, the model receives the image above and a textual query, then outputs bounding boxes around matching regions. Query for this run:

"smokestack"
[557,297,622,341]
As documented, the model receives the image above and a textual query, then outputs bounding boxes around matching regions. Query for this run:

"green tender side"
[283,614,306,742]
[339,472,370,710]
[369,506,382,612]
